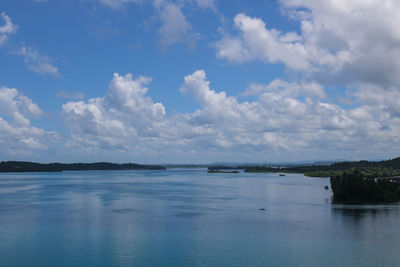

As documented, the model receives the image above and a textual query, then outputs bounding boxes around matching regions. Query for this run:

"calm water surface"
[0,169,399,266]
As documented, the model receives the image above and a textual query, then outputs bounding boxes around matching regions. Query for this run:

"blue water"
[0,169,399,266]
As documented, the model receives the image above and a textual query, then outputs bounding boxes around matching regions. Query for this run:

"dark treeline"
[330,170,400,203]
[329,157,400,170]
[246,157,400,174]
[0,161,166,172]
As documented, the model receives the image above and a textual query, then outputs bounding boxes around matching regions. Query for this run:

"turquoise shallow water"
[0,169,399,266]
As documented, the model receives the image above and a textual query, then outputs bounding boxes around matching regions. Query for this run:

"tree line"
[0,161,166,172]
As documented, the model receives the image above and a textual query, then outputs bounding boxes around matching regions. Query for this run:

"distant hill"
[0,161,166,172]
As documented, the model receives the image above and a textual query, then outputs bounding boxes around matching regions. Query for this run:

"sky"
[1,0,400,164]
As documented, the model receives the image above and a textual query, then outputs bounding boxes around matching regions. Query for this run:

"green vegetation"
[243,157,400,178]
[305,167,400,178]
[0,161,166,172]
[330,170,400,203]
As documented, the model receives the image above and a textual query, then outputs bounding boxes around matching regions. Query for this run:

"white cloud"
[156,2,199,48]
[0,14,60,77]
[0,12,17,46]
[244,79,326,99]
[217,1,400,87]
[62,73,165,150]
[0,87,59,156]
[0,87,44,126]
[61,70,400,162]
[216,13,351,72]
[213,0,400,161]
[354,84,400,116]
[180,70,231,106]
[14,46,60,77]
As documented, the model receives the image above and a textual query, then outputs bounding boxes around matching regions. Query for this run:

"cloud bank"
[2,0,400,162]
[60,70,400,162]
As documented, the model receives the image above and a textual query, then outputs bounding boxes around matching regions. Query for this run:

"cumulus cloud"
[217,0,400,87]
[0,12,17,46]
[61,70,400,162]
[216,12,352,72]
[179,70,346,149]
[62,73,165,151]
[14,46,60,77]
[212,0,400,161]
[0,87,44,126]
[0,87,59,156]
[3,0,398,162]
[354,84,400,116]
[178,70,400,159]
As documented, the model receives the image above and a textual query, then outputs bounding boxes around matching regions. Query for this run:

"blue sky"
[1,0,400,163]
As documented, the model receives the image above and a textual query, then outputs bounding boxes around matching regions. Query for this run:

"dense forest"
[0,161,166,172]
[330,170,400,203]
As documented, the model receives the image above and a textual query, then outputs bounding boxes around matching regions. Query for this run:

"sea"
[0,169,399,266]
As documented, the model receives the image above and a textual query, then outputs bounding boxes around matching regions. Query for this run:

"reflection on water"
[332,204,399,220]
[330,204,400,266]
[0,170,399,266]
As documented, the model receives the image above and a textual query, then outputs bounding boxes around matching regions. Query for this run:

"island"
[0,161,166,172]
